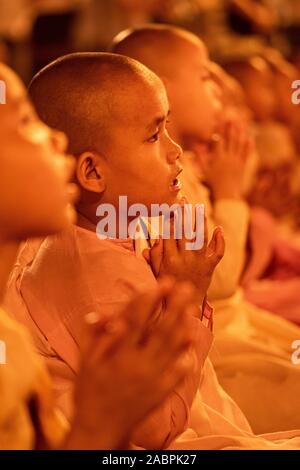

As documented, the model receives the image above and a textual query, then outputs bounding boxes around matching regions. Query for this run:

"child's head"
[111,24,222,147]
[0,63,76,242]
[224,57,276,122]
[29,53,183,216]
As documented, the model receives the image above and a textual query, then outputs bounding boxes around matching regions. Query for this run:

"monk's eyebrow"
[147,110,171,131]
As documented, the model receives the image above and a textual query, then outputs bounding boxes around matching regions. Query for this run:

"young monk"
[111,24,300,435]
[112,25,250,302]
[4,52,230,450]
[6,52,300,450]
[0,61,199,449]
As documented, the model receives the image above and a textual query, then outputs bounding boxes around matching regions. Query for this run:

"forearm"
[208,199,250,300]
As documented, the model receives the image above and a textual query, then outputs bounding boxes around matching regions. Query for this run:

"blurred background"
[0,0,300,83]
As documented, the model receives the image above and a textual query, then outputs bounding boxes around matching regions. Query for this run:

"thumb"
[143,248,151,263]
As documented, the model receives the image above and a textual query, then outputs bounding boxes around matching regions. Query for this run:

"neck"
[76,211,97,233]
[0,240,19,304]
[76,205,144,240]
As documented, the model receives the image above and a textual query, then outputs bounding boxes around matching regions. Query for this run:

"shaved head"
[29,52,162,155]
[224,57,271,86]
[111,24,221,145]
[111,24,207,80]
[223,56,276,121]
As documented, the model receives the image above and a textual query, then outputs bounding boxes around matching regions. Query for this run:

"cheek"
[195,86,219,119]
[23,144,69,212]
[1,136,70,234]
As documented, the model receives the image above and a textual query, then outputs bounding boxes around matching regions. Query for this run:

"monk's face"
[0,64,78,241]
[99,76,183,209]
[166,38,222,144]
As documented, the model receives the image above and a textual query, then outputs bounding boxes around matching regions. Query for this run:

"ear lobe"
[76,152,106,193]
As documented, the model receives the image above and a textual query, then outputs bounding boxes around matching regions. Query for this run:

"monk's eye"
[148,131,159,143]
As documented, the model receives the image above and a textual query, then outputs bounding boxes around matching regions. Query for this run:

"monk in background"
[112,24,300,434]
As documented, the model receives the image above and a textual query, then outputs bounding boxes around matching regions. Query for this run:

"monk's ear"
[76,152,106,193]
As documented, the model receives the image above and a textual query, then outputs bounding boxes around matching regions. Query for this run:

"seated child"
[112,25,251,302]
[5,51,230,450]
[0,61,197,449]
[6,50,300,450]
[111,24,300,435]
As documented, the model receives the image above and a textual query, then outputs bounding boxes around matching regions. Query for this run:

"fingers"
[207,226,225,268]
[149,237,163,276]
[177,203,192,253]
[163,216,179,261]
[84,315,128,362]
[210,133,224,162]
[163,281,196,321]
[86,279,174,361]
[142,248,151,263]
[155,353,195,399]
[178,205,206,254]
[203,213,208,248]
[149,283,197,360]
[193,143,211,176]
[119,279,175,345]
[190,209,207,255]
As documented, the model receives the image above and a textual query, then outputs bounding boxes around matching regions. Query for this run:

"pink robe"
[242,207,300,325]
[5,225,218,449]
[6,225,300,449]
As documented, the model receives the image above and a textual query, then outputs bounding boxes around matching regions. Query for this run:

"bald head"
[224,57,272,86]
[111,24,206,80]
[29,52,161,155]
